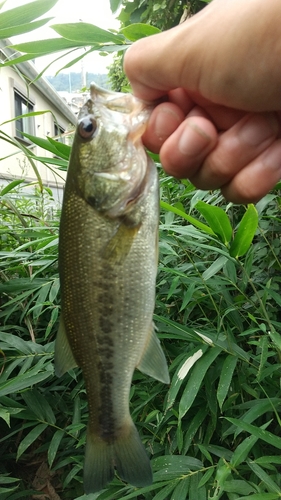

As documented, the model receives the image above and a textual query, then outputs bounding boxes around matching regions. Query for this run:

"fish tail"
[84,421,153,494]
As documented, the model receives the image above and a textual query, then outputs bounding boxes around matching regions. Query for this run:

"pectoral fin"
[103,222,141,265]
[137,324,170,384]
[54,314,78,377]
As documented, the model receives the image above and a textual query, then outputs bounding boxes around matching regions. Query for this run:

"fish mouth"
[90,82,153,145]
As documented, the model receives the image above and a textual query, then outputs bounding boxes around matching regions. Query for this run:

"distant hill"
[46,73,110,92]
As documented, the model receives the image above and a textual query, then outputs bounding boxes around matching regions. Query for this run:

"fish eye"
[78,117,97,140]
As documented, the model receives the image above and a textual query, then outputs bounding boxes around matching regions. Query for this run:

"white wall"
[0,55,76,203]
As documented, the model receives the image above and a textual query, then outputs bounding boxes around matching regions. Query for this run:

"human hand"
[124,0,281,203]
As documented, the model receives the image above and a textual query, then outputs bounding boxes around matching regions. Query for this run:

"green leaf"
[255,456,281,465]
[0,408,11,426]
[0,0,58,29]
[16,423,47,460]
[217,354,238,410]
[121,23,161,41]
[225,417,281,450]
[198,468,214,488]
[153,455,203,481]
[166,347,206,411]
[51,23,125,45]
[47,136,71,158]
[237,495,280,500]
[21,132,70,159]
[180,281,196,311]
[223,479,256,495]
[179,347,222,419]
[170,477,190,500]
[196,201,232,244]
[183,407,209,454]
[247,461,281,493]
[0,18,53,39]
[268,329,281,350]
[152,483,175,500]
[22,389,55,424]
[9,37,84,55]
[48,429,64,468]
[229,204,258,258]
[230,434,259,468]
[202,255,228,281]
[0,369,52,398]
[0,179,25,196]
[160,201,215,235]
[110,0,122,13]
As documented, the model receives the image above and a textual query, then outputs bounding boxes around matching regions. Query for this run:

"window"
[14,91,34,139]
[54,123,65,144]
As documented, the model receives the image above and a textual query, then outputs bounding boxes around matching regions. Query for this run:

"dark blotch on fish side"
[99,316,113,334]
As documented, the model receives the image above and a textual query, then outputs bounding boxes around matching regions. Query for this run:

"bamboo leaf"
[51,23,125,45]
[47,136,71,158]
[0,18,52,39]
[247,462,281,493]
[0,370,52,398]
[202,255,228,280]
[198,468,214,488]
[229,204,258,258]
[183,407,209,454]
[255,456,281,466]
[238,495,280,500]
[16,423,47,460]
[196,201,233,244]
[268,329,281,350]
[223,480,256,495]
[166,347,206,411]
[48,429,64,468]
[21,132,70,159]
[179,347,222,419]
[22,389,55,424]
[230,434,259,468]
[0,179,25,196]
[0,0,58,29]
[170,477,190,500]
[152,483,175,500]
[160,201,215,235]
[9,38,85,55]
[121,23,161,41]
[217,354,238,410]
[225,417,281,450]
[110,0,123,13]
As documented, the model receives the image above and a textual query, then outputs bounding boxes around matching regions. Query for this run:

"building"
[0,39,77,203]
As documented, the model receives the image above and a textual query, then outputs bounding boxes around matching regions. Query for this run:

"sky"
[3,0,121,74]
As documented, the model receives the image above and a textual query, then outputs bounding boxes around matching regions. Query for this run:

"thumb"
[123,24,199,101]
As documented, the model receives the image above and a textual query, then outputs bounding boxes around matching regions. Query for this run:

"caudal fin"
[83,422,153,494]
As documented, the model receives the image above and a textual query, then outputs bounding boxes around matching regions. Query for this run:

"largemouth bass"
[55,83,169,494]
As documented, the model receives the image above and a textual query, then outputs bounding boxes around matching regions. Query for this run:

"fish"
[54,82,170,494]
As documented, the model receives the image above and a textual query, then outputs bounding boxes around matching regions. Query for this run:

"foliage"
[1,1,281,499]
[114,0,208,31]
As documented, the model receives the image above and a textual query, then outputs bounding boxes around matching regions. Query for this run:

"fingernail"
[155,107,182,141]
[178,122,211,155]
[239,113,278,146]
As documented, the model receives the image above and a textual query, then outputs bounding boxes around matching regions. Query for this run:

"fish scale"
[55,83,170,494]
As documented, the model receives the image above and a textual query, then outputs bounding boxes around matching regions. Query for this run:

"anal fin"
[54,314,78,377]
[137,324,170,384]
